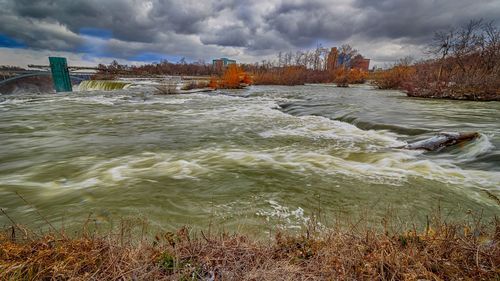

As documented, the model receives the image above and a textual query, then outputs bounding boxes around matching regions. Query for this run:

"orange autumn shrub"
[218,64,251,89]
[208,76,218,89]
[333,68,349,87]
[333,68,368,87]
[220,64,241,88]
[241,72,253,85]
[347,68,368,84]
[372,65,415,90]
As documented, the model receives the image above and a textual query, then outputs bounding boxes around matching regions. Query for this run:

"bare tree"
[417,19,500,98]
[294,51,303,66]
[432,28,455,82]
[338,44,358,68]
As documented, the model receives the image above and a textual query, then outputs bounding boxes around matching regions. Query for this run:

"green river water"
[1,84,499,234]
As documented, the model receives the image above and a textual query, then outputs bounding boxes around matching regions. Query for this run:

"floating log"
[402,132,480,151]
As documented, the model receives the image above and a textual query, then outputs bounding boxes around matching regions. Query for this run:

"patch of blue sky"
[79,27,113,40]
[0,34,26,48]
[130,52,182,63]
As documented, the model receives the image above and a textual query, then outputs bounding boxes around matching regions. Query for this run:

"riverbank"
[1,215,498,280]
[406,87,500,101]
[370,66,500,101]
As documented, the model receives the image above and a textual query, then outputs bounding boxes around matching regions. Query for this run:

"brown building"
[350,55,370,72]
[326,47,339,72]
[327,48,370,72]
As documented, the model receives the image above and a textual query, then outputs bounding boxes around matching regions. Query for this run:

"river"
[1,84,499,234]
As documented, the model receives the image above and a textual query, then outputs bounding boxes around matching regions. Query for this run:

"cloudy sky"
[0,0,499,68]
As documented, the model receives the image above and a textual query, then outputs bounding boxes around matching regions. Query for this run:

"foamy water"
[0,85,499,232]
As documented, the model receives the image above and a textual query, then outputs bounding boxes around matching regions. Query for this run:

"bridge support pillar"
[49,57,72,92]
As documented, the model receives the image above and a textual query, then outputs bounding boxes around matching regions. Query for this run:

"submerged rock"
[403,132,480,151]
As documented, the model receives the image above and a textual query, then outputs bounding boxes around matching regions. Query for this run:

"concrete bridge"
[0,71,93,84]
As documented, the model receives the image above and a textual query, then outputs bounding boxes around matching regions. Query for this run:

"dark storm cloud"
[262,0,500,48]
[0,0,499,63]
[262,1,356,47]
[8,0,170,43]
[352,0,500,41]
[201,27,250,47]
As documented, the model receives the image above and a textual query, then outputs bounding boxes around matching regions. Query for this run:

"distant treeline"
[0,65,26,71]
[372,19,500,101]
[95,44,370,87]
[95,59,217,77]
[242,44,368,86]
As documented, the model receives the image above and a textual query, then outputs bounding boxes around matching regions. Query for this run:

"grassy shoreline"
[1,214,498,280]
[405,88,500,102]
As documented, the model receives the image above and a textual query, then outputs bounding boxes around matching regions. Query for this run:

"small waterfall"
[77,80,132,91]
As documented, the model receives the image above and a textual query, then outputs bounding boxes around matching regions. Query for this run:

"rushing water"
[1,84,499,233]
[77,80,132,91]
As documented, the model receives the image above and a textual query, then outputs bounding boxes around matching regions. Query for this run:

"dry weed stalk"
[0,211,498,280]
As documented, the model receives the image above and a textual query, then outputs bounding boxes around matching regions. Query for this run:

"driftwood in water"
[403,132,479,151]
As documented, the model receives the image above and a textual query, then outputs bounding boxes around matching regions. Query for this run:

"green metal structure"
[49,57,72,92]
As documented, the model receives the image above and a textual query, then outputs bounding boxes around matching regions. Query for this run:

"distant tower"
[326,47,338,72]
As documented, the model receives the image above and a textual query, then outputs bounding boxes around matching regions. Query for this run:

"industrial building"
[212,58,236,72]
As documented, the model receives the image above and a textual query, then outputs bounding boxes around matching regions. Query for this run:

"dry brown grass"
[1,213,499,281]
